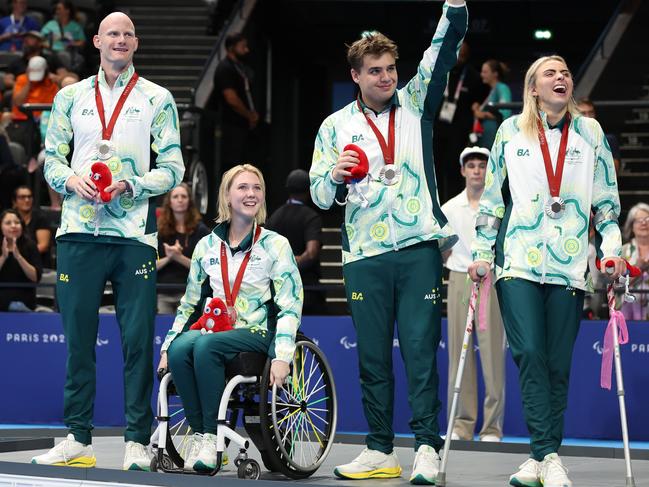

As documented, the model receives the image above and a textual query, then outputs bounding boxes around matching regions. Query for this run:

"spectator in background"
[441,146,505,442]
[472,59,511,150]
[266,169,325,315]
[7,31,68,85]
[12,185,51,268]
[620,203,649,320]
[156,183,210,314]
[434,42,487,203]
[0,0,40,52]
[577,98,621,174]
[0,208,42,311]
[212,33,258,175]
[41,1,86,52]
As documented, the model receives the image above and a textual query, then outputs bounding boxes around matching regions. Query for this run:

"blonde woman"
[469,55,625,487]
[157,164,302,472]
[620,202,649,320]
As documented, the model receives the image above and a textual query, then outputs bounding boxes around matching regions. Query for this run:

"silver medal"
[544,196,565,219]
[379,166,400,186]
[96,140,114,160]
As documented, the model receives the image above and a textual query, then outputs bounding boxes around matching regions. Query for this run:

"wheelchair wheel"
[163,385,192,469]
[188,160,208,215]
[259,335,337,479]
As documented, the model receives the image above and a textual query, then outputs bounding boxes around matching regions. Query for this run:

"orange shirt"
[11,74,59,121]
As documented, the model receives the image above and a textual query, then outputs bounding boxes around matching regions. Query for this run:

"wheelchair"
[150,333,337,480]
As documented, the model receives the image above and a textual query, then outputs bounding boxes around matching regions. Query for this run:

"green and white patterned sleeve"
[310,115,341,210]
[127,90,185,200]
[269,236,303,363]
[591,120,622,260]
[43,87,76,195]
[401,1,467,114]
[472,124,508,264]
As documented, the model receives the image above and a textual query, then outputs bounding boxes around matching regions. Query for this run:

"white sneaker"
[540,453,572,487]
[193,432,218,471]
[31,434,96,468]
[334,448,402,479]
[481,434,502,442]
[409,445,440,485]
[509,458,541,487]
[123,441,151,471]
[182,433,204,471]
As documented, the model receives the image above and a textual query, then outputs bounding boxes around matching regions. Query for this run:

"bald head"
[98,12,135,36]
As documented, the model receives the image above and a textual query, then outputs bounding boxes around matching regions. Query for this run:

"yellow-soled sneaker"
[509,458,542,487]
[31,434,96,468]
[409,445,440,485]
[334,448,402,479]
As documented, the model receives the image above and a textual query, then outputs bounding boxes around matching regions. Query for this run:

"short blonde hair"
[518,55,579,139]
[346,31,398,72]
[216,164,267,225]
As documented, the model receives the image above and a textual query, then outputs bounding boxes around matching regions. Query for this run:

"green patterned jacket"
[44,64,184,249]
[471,113,622,291]
[309,1,467,265]
[161,223,303,363]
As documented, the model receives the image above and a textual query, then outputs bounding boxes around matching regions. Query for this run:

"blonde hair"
[518,55,580,139]
[216,164,267,225]
[623,202,649,242]
[346,31,398,71]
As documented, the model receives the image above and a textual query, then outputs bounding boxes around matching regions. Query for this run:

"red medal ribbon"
[94,71,139,140]
[357,99,396,165]
[536,113,571,198]
[220,225,262,309]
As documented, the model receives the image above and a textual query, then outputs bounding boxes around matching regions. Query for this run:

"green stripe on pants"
[495,277,584,461]
[343,241,443,453]
[167,328,274,434]
[57,240,157,445]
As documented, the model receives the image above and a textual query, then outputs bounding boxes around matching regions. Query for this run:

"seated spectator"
[266,169,325,314]
[9,55,58,155]
[12,185,51,267]
[0,0,41,52]
[41,0,86,73]
[0,208,42,311]
[577,98,621,174]
[620,203,649,320]
[156,183,210,314]
[7,31,68,85]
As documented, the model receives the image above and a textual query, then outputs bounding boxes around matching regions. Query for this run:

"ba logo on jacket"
[351,292,363,301]
[517,149,530,157]
[351,134,364,143]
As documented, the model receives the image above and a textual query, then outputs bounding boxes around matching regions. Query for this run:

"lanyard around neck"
[220,225,262,309]
[357,100,396,165]
[536,113,571,198]
[94,71,139,140]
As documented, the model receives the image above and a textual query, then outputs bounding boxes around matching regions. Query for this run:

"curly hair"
[157,183,202,240]
[346,31,398,72]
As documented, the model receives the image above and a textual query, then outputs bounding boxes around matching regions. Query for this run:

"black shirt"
[266,201,322,285]
[212,57,253,128]
[0,237,43,311]
[24,209,52,268]
[157,222,211,294]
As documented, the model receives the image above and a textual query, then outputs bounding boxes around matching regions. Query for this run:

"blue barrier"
[1,313,648,440]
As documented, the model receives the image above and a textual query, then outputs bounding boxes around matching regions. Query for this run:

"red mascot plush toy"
[343,143,369,184]
[90,162,113,202]
[189,297,234,334]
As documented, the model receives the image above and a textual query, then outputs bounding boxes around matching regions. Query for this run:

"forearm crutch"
[601,259,640,487]
[437,266,486,487]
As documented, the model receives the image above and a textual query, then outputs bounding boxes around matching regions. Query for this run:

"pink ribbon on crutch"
[477,270,492,331]
[600,304,628,390]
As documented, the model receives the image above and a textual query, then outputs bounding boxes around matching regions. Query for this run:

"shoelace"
[545,458,569,477]
[356,448,383,467]
[126,442,147,458]
[414,450,438,469]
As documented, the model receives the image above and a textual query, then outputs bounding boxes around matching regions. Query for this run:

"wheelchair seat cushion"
[225,351,267,377]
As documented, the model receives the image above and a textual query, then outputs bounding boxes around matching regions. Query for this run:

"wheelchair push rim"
[269,339,337,473]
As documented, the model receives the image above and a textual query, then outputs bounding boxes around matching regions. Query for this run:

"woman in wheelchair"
[157,164,303,473]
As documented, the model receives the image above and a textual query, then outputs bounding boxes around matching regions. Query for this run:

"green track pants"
[167,328,274,435]
[56,240,157,445]
[343,241,443,453]
[496,277,584,461]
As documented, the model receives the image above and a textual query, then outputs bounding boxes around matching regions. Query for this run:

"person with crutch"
[468,55,625,487]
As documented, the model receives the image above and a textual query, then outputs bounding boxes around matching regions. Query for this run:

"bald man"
[32,12,184,470]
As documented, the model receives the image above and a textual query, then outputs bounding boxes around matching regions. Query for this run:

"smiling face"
[227,171,264,223]
[93,13,138,71]
[531,59,573,114]
[1,212,23,240]
[12,187,34,214]
[632,209,649,239]
[351,52,398,112]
